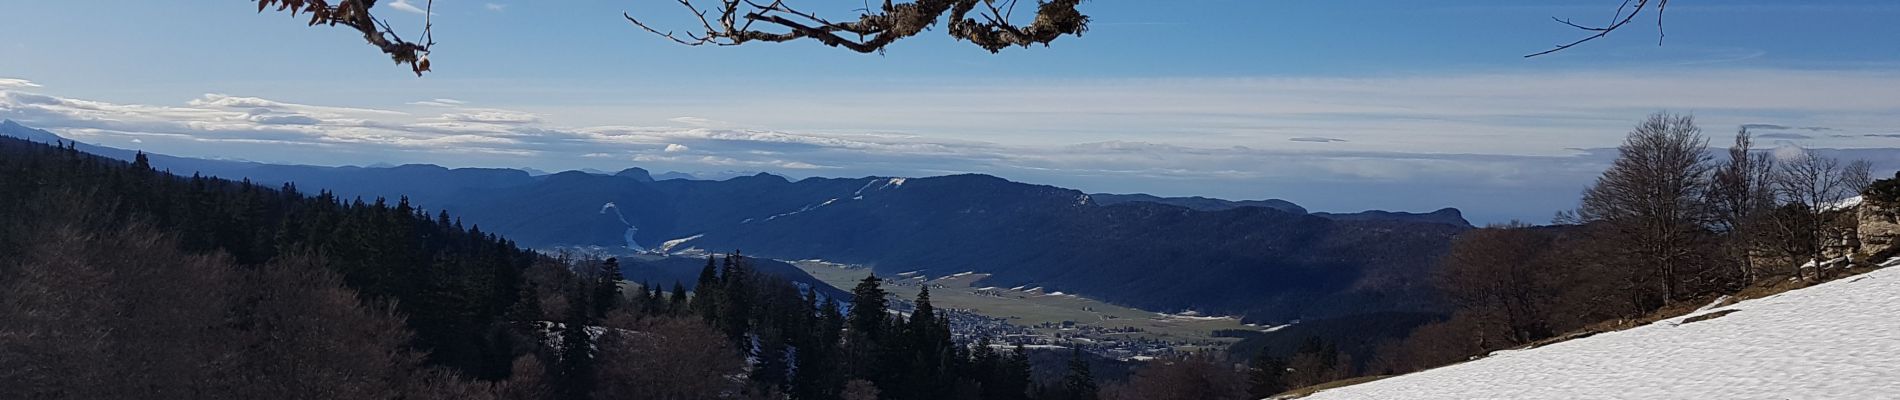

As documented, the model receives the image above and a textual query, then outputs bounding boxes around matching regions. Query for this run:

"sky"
[5,0,1900,223]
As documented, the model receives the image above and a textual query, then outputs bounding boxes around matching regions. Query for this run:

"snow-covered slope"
[1305,266,1900,400]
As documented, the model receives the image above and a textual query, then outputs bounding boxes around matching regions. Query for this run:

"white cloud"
[11,68,1900,223]
[631,154,831,170]
[1289,137,1347,143]
[388,0,429,15]
[668,116,727,127]
[0,78,41,89]
[439,110,540,124]
[485,3,506,11]
[247,114,322,126]
[1773,143,1811,161]
[410,98,469,107]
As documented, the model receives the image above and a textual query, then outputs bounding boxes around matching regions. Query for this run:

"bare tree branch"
[1527,0,1670,58]
[624,0,1089,54]
[255,0,434,75]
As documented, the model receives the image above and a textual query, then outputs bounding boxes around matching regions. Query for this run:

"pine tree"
[910,286,936,333]
[557,296,597,400]
[792,296,848,400]
[845,274,891,385]
[847,275,889,341]
[645,282,666,313]
[903,286,953,399]
[507,283,544,322]
[669,281,689,314]
[1248,348,1290,398]
[1000,344,1033,400]
[693,255,721,322]
[748,326,789,389]
[592,258,623,317]
[1062,348,1099,400]
[131,150,151,171]
[715,253,753,341]
[973,336,1007,399]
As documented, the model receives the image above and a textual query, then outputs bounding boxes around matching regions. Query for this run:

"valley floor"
[792,260,1258,358]
[1303,265,1900,399]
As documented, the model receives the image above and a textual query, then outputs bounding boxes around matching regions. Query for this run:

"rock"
[1859,199,1900,262]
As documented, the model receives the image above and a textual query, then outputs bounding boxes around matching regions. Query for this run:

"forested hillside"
[0,136,539,380]
[0,135,1110,399]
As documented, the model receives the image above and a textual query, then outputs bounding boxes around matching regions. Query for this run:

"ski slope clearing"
[1305,266,1900,400]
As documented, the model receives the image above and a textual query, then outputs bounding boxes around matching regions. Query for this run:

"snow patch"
[1824,196,1864,212]
[657,234,704,253]
[1304,265,1900,399]
[1879,257,1900,269]
[763,198,841,221]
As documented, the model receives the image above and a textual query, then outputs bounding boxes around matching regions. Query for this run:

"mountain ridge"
[1,121,1468,321]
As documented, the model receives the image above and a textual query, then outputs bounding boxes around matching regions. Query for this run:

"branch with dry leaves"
[624,0,1089,53]
[1528,0,1671,57]
[255,0,435,75]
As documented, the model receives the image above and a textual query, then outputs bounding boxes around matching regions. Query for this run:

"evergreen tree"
[715,253,753,341]
[753,328,794,391]
[972,336,1006,399]
[847,275,890,341]
[693,255,721,322]
[845,274,891,387]
[793,296,848,400]
[1248,348,1290,398]
[903,286,954,399]
[1062,348,1099,400]
[645,282,666,313]
[592,258,623,317]
[131,150,151,172]
[999,344,1033,400]
[507,283,544,322]
[669,281,689,314]
[557,297,597,400]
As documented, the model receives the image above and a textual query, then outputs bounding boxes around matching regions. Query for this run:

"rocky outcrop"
[1859,197,1900,261]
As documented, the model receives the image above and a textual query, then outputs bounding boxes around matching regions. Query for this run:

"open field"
[792,260,1273,349]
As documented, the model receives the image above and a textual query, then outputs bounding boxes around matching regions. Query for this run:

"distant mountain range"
[1090,193,1471,227]
[2,120,1467,321]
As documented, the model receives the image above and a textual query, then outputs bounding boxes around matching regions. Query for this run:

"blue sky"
[5,1,1900,223]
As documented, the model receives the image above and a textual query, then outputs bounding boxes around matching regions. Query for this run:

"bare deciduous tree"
[593,314,748,399]
[1105,354,1250,400]
[626,0,1089,53]
[1528,0,1672,57]
[1771,148,1871,281]
[1707,128,1777,287]
[1436,222,1561,346]
[1578,112,1713,305]
[254,0,435,75]
[243,0,1708,73]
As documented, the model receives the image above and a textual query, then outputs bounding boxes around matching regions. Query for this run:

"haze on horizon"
[6,1,1900,223]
